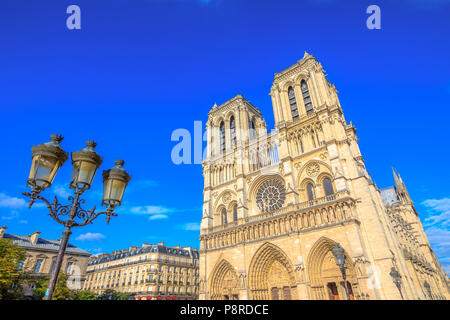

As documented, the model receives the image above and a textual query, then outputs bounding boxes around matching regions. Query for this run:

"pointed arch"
[306,237,358,300]
[248,242,297,300]
[209,259,239,300]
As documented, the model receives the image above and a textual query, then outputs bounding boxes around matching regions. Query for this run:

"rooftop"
[2,232,91,256]
[88,242,199,266]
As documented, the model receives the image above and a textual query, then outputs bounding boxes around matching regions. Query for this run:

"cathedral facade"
[198,53,449,300]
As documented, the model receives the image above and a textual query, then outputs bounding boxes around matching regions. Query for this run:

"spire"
[392,167,400,186]
[398,172,404,184]
[392,167,412,204]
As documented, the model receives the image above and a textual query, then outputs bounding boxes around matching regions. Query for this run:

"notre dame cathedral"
[198,52,449,300]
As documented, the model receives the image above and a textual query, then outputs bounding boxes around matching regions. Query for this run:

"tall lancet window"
[233,204,238,221]
[301,80,314,115]
[307,183,315,201]
[230,116,236,147]
[221,208,228,225]
[288,86,299,121]
[248,117,257,140]
[323,178,334,196]
[219,121,225,153]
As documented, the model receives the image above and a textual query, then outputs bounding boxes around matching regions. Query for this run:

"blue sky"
[0,0,449,273]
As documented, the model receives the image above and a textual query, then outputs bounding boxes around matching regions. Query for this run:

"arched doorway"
[248,242,297,300]
[307,237,358,300]
[209,259,240,300]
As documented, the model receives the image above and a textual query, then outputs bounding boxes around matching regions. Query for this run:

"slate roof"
[88,244,199,266]
[3,233,91,256]
[380,186,400,206]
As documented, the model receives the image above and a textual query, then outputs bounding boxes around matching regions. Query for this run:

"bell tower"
[201,95,269,232]
[198,54,450,301]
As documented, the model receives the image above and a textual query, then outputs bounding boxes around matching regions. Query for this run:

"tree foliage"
[32,273,74,300]
[74,290,98,300]
[97,289,131,300]
[0,238,26,299]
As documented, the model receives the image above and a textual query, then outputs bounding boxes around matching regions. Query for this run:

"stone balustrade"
[201,190,358,251]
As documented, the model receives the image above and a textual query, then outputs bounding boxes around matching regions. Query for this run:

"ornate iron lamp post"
[424,281,432,300]
[23,134,131,300]
[389,267,404,300]
[332,243,351,300]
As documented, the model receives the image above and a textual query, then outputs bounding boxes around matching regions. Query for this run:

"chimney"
[158,241,164,246]
[183,246,191,251]
[142,243,151,248]
[29,231,41,244]
[0,226,6,238]
[129,246,137,251]
[174,245,181,249]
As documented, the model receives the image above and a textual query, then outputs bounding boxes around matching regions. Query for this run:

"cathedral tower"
[198,53,449,300]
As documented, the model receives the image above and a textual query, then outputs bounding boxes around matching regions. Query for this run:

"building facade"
[0,226,91,294]
[198,53,450,300]
[83,242,199,300]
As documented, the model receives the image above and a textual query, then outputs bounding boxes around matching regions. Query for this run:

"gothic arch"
[281,80,296,92]
[293,72,310,87]
[214,190,236,215]
[248,242,297,300]
[209,259,240,300]
[224,110,236,122]
[247,174,285,201]
[247,174,286,215]
[306,237,358,300]
[296,160,333,198]
[214,116,225,128]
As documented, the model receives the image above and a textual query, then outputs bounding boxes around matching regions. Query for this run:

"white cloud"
[120,204,201,222]
[1,210,19,220]
[130,206,171,215]
[424,227,450,247]
[149,214,169,220]
[76,232,105,241]
[52,184,71,199]
[87,248,103,256]
[0,193,27,209]
[422,198,450,226]
[181,222,200,231]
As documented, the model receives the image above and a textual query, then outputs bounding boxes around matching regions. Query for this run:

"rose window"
[256,179,286,213]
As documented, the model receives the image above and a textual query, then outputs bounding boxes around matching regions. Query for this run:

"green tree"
[0,238,26,299]
[97,289,131,300]
[32,273,74,300]
[74,290,98,300]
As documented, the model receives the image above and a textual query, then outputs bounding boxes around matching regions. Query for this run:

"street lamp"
[424,281,432,300]
[23,135,131,300]
[332,243,350,300]
[389,267,404,300]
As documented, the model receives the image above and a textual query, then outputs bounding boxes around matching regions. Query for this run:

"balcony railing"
[208,190,351,234]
